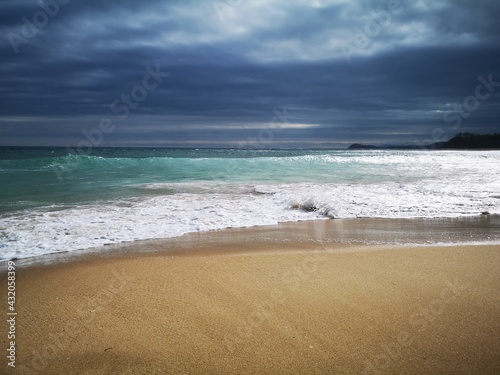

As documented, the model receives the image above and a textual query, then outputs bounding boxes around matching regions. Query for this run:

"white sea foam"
[1,178,500,260]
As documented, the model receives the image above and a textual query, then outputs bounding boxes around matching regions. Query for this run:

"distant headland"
[348,133,500,150]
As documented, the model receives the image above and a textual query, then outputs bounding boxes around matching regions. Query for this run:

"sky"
[1,0,500,148]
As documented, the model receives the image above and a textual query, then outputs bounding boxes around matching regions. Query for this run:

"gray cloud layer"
[1,0,499,147]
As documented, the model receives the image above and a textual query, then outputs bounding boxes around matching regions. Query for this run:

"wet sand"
[1,219,499,374]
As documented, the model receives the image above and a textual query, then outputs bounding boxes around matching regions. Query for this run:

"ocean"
[1,147,500,260]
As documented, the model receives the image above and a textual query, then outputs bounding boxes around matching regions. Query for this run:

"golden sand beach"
[1,220,499,374]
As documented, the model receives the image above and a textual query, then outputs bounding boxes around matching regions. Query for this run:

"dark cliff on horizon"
[348,133,500,150]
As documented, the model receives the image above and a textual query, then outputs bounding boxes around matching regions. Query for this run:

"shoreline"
[4,215,500,268]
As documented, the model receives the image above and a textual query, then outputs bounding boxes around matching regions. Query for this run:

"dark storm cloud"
[1,0,499,147]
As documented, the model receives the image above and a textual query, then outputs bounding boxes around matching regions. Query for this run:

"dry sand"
[1,220,499,374]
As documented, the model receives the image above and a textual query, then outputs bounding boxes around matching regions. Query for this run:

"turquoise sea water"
[1,147,500,259]
[0,147,410,213]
